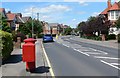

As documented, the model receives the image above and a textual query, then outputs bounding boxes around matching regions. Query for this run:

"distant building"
[100,0,120,35]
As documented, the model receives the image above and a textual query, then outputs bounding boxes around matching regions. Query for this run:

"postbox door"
[22,44,35,62]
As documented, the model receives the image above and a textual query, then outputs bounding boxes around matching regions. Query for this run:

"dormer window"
[111,11,114,19]
[116,11,119,19]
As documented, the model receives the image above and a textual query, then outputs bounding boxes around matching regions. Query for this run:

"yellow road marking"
[41,41,55,78]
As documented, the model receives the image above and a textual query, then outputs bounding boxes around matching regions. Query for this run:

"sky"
[1,0,118,28]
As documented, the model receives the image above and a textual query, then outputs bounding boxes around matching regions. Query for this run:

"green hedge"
[106,34,116,40]
[81,36,102,41]
[0,30,13,60]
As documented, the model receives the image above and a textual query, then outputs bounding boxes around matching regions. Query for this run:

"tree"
[115,17,120,28]
[18,19,43,37]
[64,27,72,35]
[0,13,12,33]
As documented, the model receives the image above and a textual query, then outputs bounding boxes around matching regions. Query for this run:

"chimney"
[107,0,112,9]
[7,11,11,14]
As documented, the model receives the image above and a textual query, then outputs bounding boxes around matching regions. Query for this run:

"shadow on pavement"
[2,54,22,65]
[31,66,50,74]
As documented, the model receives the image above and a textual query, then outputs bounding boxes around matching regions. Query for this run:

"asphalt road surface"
[43,36,119,77]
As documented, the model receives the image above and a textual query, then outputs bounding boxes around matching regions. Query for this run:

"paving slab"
[1,39,51,77]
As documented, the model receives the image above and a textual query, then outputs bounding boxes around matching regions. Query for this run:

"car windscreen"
[44,34,52,36]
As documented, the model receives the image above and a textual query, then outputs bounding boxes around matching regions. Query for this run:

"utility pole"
[32,7,34,38]
[37,13,39,21]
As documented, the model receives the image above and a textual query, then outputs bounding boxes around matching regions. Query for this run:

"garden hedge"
[0,30,13,60]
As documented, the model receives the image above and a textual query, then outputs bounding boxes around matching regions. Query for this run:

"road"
[43,36,119,77]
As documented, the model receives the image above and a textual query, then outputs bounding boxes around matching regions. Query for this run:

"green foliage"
[64,27,72,35]
[82,36,102,41]
[118,34,120,43]
[106,34,116,40]
[0,13,12,33]
[37,34,44,38]
[115,17,120,28]
[0,30,13,60]
[18,19,43,37]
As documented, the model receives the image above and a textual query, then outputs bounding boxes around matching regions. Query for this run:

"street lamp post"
[32,7,34,38]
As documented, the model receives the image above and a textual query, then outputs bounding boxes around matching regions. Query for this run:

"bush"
[37,34,44,38]
[118,34,120,43]
[107,34,116,40]
[0,30,13,60]
[81,35,101,41]
[13,32,27,42]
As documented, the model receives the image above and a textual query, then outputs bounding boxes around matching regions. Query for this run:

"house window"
[111,11,114,19]
[116,11,120,19]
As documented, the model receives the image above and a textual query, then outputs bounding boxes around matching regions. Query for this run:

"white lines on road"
[85,52,102,55]
[94,56,120,60]
[89,48,108,55]
[100,60,120,70]
[62,44,70,48]
[73,49,90,56]
[110,63,120,66]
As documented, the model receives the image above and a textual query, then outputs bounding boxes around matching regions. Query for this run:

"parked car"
[43,34,54,42]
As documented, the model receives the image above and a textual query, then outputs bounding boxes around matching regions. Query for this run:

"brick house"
[6,11,17,31]
[0,8,7,18]
[42,22,61,35]
[15,13,25,31]
[100,0,120,35]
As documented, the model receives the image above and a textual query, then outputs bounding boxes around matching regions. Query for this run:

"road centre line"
[100,60,120,70]
[94,56,120,60]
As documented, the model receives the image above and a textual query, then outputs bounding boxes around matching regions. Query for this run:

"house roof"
[48,23,59,27]
[101,8,109,14]
[6,13,16,21]
[101,1,120,15]
[22,17,31,22]
[0,8,4,12]
[109,2,120,11]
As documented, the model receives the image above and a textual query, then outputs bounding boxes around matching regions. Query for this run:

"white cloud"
[64,0,108,2]
[24,4,71,14]
[72,19,76,21]
[5,8,10,12]
[92,12,100,16]
[78,11,86,14]
[22,5,71,22]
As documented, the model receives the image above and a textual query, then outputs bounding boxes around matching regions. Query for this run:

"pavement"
[1,39,51,77]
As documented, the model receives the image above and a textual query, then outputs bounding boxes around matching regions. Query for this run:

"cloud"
[72,19,76,21]
[22,4,71,22]
[63,0,108,2]
[78,11,86,14]
[92,12,100,16]
[5,8,10,12]
[24,4,71,14]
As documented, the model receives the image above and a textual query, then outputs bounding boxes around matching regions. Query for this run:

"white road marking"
[85,52,102,55]
[100,60,120,70]
[62,44,70,48]
[41,42,55,77]
[73,49,90,56]
[89,48,108,54]
[110,63,120,66]
[94,56,120,60]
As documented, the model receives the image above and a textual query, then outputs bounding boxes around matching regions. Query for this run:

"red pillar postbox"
[22,38,37,72]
